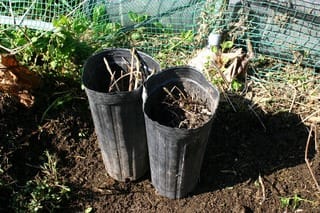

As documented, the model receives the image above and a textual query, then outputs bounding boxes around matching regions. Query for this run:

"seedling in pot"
[162,85,212,129]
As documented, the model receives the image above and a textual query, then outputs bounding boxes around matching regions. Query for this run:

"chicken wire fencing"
[0,0,207,30]
[225,0,320,70]
[0,0,319,69]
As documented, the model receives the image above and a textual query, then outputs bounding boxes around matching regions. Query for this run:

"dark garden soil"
[1,76,319,212]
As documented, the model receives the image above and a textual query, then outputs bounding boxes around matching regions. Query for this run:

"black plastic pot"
[82,48,160,182]
[142,66,220,199]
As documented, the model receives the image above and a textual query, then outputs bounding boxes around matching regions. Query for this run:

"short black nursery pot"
[82,48,160,182]
[142,66,220,199]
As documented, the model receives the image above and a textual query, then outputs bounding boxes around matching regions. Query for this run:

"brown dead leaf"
[214,39,254,83]
[1,54,41,89]
[0,54,40,108]
[223,53,250,82]
[1,54,20,67]
[221,48,243,61]
[17,90,35,107]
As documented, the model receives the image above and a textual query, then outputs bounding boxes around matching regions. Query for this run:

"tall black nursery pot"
[142,66,220,199]
[82,48,160,182]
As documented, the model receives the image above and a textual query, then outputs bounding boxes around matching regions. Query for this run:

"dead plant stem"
[288,83,297,113]
[129,48,135,91]
[103,57,119,92]
[315,124,318,153]
[163,87,178,101]
[132,51,141,90]
[218,82,237,112]
[300,109,320,125]
[170,85,187,100]
[108,71,140,91]
[304,124,320,193]
[258,174,266,205]
[248,104,267,131]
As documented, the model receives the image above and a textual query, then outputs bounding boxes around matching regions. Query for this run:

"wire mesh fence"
[0,0,86,30]
[0,0,319,68]
[226,0,320,69]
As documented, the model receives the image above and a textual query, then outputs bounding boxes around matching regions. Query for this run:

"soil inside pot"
[157,84,212,129]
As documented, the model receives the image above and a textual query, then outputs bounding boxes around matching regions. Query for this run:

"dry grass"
[188,44,319,133]
[247,57,320,127]
[200,50,319,127]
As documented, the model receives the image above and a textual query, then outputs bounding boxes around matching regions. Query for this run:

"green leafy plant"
[92,4,107,23]
[231,79,244,92]
[280,194,313,210]
[166,30,194,51]
[220,40,234,53]
[0,15,93,79]
[128,11,149,23]
[0,5,196,78]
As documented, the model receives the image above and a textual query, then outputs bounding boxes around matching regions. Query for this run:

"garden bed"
[0,58,319,212]
[0,2,319,211]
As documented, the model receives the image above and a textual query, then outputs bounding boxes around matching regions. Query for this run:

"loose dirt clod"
[162,85,212,129]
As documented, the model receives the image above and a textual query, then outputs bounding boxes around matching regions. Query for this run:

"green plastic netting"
[225,0,320,69]
[0,0,319,68]
[0,0,209,31]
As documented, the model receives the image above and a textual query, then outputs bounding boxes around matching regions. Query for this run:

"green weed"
[220,40,234,53]
[280,194,314,210]
[11,151,70,212]
[41,90,81,123]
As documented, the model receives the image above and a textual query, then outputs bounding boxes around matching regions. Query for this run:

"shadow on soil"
[195,94,315,195]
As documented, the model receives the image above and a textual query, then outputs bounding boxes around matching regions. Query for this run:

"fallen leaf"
[0,54,39,108]
[223,52,250,82]
[17,90,35,107]
[1,54,41,89]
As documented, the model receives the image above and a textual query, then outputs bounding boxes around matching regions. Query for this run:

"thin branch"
[103,57,119,92]
[258,174,266,205]
[218,83,237,112]
[109,71,140,92]
[0,2,7,10]
[315,124,318,153]
[300,109,320,125]
[128,48,135,91]
[170,85,187,100]
[248,104,267,131]
[163,87,177,101]
[305,125,320,193]
[288,83,297,113]
[211,61,229,86]
[132,48,141,90]
[0,44,15,53]
[0,30,47,54]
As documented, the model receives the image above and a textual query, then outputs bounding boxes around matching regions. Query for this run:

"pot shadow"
[194,94,315,194]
